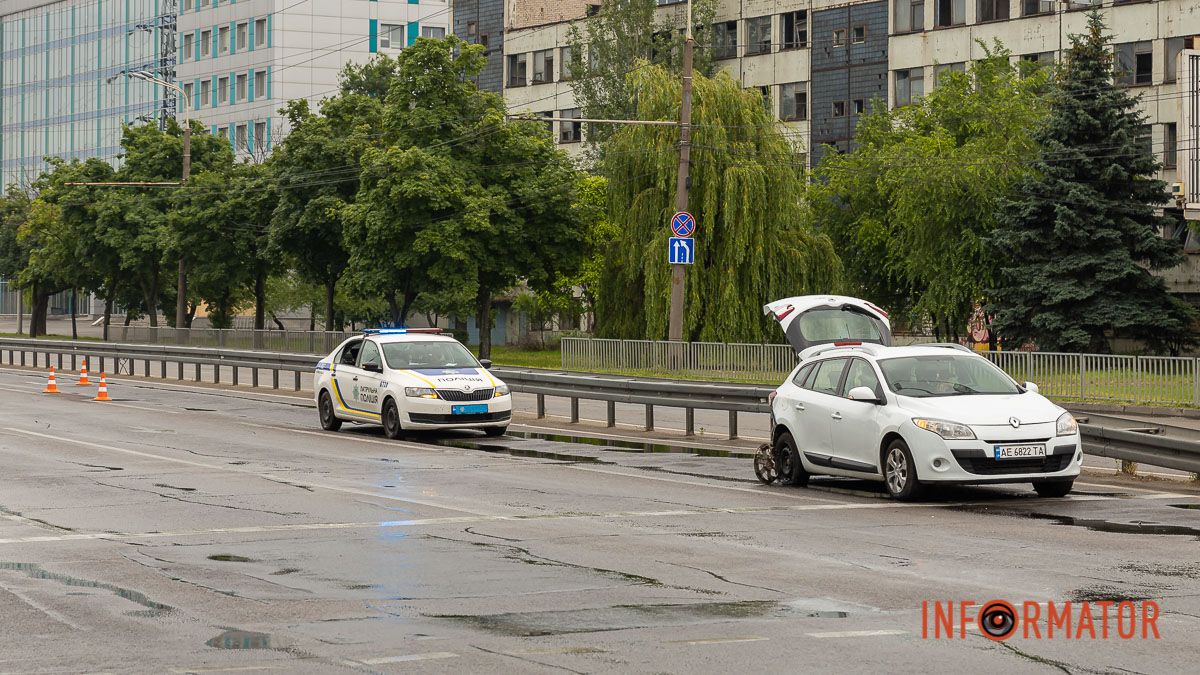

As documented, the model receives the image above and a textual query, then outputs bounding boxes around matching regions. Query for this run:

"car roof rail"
[923,342,974,354]
[798,341,886,361]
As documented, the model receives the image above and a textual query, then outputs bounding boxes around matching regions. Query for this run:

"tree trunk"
[103,295,113,341]
[386,291,401,326]
[185,301,197,328]
[477,287,493,360]
[254,266,267,331]
[271,313,286,331]
[400,291,417,328]
[28,283,41,338]
[324,279,336,333]
[141,277,158,328]
[70,288,78,340]
[308,304,316,332]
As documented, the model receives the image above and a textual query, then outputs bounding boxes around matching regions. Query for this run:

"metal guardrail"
[105,327,357,355]
[3,338,1200,471]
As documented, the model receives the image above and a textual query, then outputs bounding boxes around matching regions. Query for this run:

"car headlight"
[1056,412,1078,436]
[494,383,510,397]
[912,418,976,440]
[404,387,438,399]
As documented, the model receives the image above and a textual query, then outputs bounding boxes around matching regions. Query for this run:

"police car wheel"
[483,425,507,437]
[318,391,342,431]
[382,398,403,439]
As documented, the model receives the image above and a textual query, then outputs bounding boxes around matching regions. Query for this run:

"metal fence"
[561,338,798,382]
[107,327,357,354]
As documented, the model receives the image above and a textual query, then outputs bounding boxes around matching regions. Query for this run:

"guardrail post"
[143,359,150,377]
[570,398,579,424]
[728,411,739,440]
[98,356,104,373]
[194,363,201,382]
[214,363,221,384]
[294,371,301,391]
[606,401,616,427]
[644,404,654,432]
[160,360,166,378]
[536,394,546,418]
[272,369,279,390]
[57,353,63,369]
[685,408,695,436]
[232,366,239,387]
[19,350,24,367]
[252,368,259,388]
[177,362,183,380]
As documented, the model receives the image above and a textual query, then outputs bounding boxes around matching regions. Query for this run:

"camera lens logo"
[979,600,1018,641]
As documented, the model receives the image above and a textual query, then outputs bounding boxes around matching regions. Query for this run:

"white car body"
[313,329,512,435]
[764,297,1082,498]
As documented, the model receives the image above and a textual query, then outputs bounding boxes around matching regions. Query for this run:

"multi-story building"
[0,0,177,189]
[177,0,451,161]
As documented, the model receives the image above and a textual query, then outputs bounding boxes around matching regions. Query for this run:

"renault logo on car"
[1009,417,1021,428]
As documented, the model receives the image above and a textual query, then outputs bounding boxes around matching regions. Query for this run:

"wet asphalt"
[0,366,1199,673]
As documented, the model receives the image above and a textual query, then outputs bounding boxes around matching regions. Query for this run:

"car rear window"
[796,308,885,343]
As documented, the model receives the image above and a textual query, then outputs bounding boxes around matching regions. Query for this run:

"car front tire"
[382,398,403,439]
[1033,480,1073,498]
[883,439,923,501]
[483,425,507,437]
[774,431,809,487]
[318,390,342,432]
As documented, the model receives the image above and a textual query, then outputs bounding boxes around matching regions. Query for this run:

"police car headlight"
[494,384,510,397]
[404,387,438,399]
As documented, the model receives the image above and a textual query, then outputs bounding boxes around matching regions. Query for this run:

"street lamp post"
[128,71,192,333]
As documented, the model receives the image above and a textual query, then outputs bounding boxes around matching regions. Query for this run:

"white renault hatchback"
[763,296,1082,500]
[314,329,512,438]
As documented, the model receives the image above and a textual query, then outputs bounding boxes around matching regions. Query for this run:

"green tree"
[808,45,1050,335]
[567,0,716,150]
[987,12,1195,353]
[0,189,32,333]
[597,64,840,342]
[15,199,72,337]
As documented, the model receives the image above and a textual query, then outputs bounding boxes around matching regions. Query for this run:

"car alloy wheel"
[886,446,909,495]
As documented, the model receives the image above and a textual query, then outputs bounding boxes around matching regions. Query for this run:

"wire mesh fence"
[108,327,357,355]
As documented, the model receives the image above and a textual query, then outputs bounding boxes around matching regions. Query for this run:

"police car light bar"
[362,328,444,335]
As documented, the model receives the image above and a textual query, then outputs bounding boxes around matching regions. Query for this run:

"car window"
[796,308,885,343]
[358,341,382,369]
[809,358,849,396]
[843,358,881,398]
[338,340,363,367]
[791,363,815,387]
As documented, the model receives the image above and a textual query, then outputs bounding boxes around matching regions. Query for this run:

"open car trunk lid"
[763,295,893,355]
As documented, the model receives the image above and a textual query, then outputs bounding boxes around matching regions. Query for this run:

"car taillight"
[833,340,862,346]
[775,305,795,320]
[865,301,889,319]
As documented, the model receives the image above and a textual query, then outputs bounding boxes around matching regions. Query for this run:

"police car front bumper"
[403,396,513,429]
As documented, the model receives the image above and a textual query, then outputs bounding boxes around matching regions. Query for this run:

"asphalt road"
[0,367,1199,673]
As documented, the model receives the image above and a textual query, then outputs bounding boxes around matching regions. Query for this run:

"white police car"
[314,329,512,438]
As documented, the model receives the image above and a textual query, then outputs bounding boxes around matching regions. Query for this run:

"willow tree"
[596,64,841,343]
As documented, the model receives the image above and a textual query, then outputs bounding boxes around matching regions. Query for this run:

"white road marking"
[358,652,458,665]
[169,666,284,674]
[806,630,907,639]
[88,400,180,414]
[505,647,605,655]
[2,428,491,516]
[671,636,769,646]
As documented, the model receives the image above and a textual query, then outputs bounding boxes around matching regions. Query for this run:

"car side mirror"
[1024,381,1039,394]
[362,363,382,373]
[847,386,883,405]
[480,359,493,370]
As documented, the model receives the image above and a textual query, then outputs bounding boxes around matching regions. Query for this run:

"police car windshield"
[381,341,479,370]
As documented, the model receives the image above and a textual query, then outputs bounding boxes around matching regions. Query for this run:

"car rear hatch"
[763,295,893,354]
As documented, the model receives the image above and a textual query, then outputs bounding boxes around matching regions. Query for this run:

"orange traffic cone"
[43,367,60,394]
[93,373,111,402]
[77,359,91,386]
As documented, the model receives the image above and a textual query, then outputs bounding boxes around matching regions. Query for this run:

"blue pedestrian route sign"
[670,211,696,238]
[669,237,695,265]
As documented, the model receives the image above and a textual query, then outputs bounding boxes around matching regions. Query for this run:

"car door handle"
[794,403,805,411]
[831,412,843,420]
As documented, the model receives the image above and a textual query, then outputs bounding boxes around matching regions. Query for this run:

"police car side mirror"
[480,359,493,370]
[363,363,382,373]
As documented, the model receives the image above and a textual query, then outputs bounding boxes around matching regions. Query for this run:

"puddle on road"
[1170,504,1200,510]
[0,562,173,614]
[956,506,1200,538]
[206,629,274,650]
[431,600,848,637]
[208,554,257,563]
[431,438,611,464]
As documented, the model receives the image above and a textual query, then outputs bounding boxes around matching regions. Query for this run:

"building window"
[781,10,807,49]
[422,26,446,39]
[507,53,528,87]
[479,34,489,49]
[713,20,738,59]
[559,108,582,144]
[201,29,212,57]
[183,82,193,102]
[255,121,267,152]
[255,18,267,47]
[746,16,771,55]
[217,126,227,140]
[255,70,266,98]
[936,0,965,27]
[200,79,212,104]
[833,29,846,47]
[1164,123,1177,169]
[1116,41,1153,86]
[1165,37,1185,84]
[532,49,554,84]
[978,0,1009,22]
[934,62,965,84]
[853,98,865,115]
[236,73,247,102]
[466,21,477,37]
[560,46,575,80]
[852,26,866,44]
[183,33,194,61]
[779,82,807,121]
[1022,0,1054,14]
[219,25,229,53]
[832,101,846,118]
[218,76,229,104]
[380,24,404,49]
[237,22,248,50]
[895,68,924,106]
[236,124,248,149]
[895,0,924,32]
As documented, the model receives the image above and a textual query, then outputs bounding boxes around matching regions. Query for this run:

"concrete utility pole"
[668,0,694,343]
